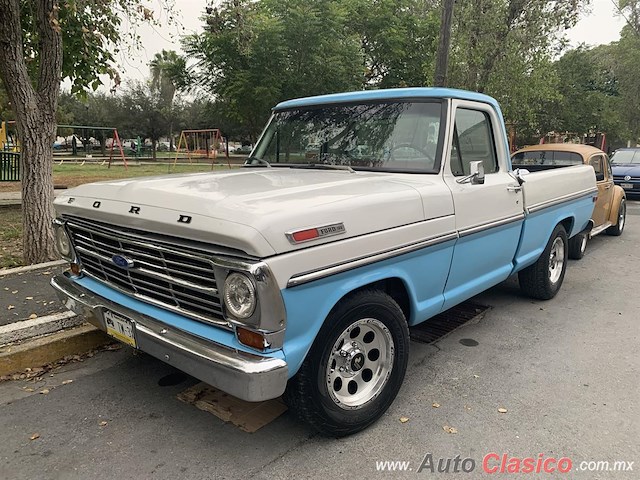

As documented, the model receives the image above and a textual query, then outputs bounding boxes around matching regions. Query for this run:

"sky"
[104,0,629,90]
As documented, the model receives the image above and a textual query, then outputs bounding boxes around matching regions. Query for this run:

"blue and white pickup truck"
[51,88,597,436]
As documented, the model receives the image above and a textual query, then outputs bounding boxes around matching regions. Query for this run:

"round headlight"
[55,226,72,258]
[223,273,256,319]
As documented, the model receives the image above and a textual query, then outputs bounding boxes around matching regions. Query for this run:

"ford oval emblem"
[111,254,135,269]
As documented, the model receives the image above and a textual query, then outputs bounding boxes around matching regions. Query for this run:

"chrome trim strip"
[458,213,525,238]
[526,187,598,214]
[80,269,230,329]
[75,245,219,296]
[64,215,255,260]
[51,273,288,402]
[287,231,458,288]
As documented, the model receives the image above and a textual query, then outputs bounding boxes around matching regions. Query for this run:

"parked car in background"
[611,147,640,198]
[235,144,253,155]
[512,144,626,259]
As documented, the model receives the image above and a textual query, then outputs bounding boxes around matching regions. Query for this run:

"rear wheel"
[284,290,409,437]
[519,224,568,300]
[568,232,587,260]
[606,199,626,236]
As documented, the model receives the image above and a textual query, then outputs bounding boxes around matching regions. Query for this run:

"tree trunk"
[152,138,157,160]
[433,0,455,87]
[0,0,63,264]
[20,113,58,262]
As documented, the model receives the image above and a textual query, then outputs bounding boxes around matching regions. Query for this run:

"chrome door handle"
[604,184,612,189]
[507,185,522,192]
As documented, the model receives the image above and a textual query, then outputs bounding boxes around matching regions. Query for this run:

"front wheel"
[606,199,626,236]
[519,224,568,300]
[568,232,588,260]
[284,290,409,437]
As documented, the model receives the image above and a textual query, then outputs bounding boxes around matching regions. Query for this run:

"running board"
[590,222,612,237]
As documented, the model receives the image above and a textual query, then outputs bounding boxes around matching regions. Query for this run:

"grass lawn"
[0,161,244,267]
[0,206,23,268]
[0,162,241,193]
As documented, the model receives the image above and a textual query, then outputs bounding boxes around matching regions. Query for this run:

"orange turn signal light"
[237,327,267,350]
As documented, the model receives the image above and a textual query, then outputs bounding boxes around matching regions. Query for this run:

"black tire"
[518,224,568,300]
[283,289,409,437]
[606,199,626,236]
[568,232,587,260]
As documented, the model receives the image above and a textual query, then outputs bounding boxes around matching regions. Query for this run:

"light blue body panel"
[441,221,523,311]
[512,195,594,272]
[72,275,286,361]
[280,239,456,377]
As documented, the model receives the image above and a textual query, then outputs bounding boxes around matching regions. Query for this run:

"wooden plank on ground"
[177,382,287,433]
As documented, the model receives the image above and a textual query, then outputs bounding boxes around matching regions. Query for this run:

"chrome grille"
[65,218,227,326]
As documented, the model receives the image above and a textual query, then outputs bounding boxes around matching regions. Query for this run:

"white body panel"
[54,169,454,258]
[519,165,597,212]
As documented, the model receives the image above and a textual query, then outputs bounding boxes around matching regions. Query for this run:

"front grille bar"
[66,218,230,328]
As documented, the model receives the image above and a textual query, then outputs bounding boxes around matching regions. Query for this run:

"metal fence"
[0,152,21,181]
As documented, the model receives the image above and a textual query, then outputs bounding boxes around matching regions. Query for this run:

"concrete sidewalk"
[0,265,67,327]
[0,189,66,206]
[0,262,110,375]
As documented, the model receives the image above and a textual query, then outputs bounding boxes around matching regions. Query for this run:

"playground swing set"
[174,128,230,167]
[56,124,129,169]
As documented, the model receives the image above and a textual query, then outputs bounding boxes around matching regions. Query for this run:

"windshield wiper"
[292,163,355,173]
[244,156,272,168]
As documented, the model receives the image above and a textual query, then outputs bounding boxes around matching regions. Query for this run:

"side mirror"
[456,160,485,185]
[470,161,485,185]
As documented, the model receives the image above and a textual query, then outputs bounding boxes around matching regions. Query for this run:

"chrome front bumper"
[51,273,288,402]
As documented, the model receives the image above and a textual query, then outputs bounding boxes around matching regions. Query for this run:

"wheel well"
[341,278,411,322]
[559,217,574,236]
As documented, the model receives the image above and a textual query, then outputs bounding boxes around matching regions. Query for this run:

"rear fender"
[608,186,626,225]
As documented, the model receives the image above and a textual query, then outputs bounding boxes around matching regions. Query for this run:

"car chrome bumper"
[50,273,288,402]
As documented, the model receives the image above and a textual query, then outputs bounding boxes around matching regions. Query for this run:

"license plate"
[621,183,633,189]
[104,310,137,348]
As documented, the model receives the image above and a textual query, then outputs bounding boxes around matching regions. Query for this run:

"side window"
[605,155,613,178]
[451,109,498,176]
[589,155,605,182]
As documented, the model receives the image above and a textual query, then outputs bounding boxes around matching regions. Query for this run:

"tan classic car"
[512,144,626,259]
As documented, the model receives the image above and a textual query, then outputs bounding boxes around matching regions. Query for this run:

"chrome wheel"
[548,237,565,284]
[618,201,626,231]
[326,318,395,410]
[579,235,587,254]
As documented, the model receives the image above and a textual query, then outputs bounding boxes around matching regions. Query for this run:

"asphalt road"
[1,202,639,480]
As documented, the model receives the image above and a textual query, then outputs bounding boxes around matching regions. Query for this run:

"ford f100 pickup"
[51,88,597,436]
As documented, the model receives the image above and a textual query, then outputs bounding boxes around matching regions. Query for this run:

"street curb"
[0,259,66,277]
[0,323,113,376]
[0,311,83,346]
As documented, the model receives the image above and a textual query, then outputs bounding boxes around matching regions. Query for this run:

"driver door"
[442,100,525,309]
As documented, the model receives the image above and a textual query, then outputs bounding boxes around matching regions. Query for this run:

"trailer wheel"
[519,224,568,300]
[284,290,409,437]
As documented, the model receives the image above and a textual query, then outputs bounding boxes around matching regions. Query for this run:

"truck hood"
[54,168,452,257]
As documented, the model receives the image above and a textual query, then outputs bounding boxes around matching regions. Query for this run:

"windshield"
[611,150,640,164]
[250,101,444,172]
[511,150,583,166]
